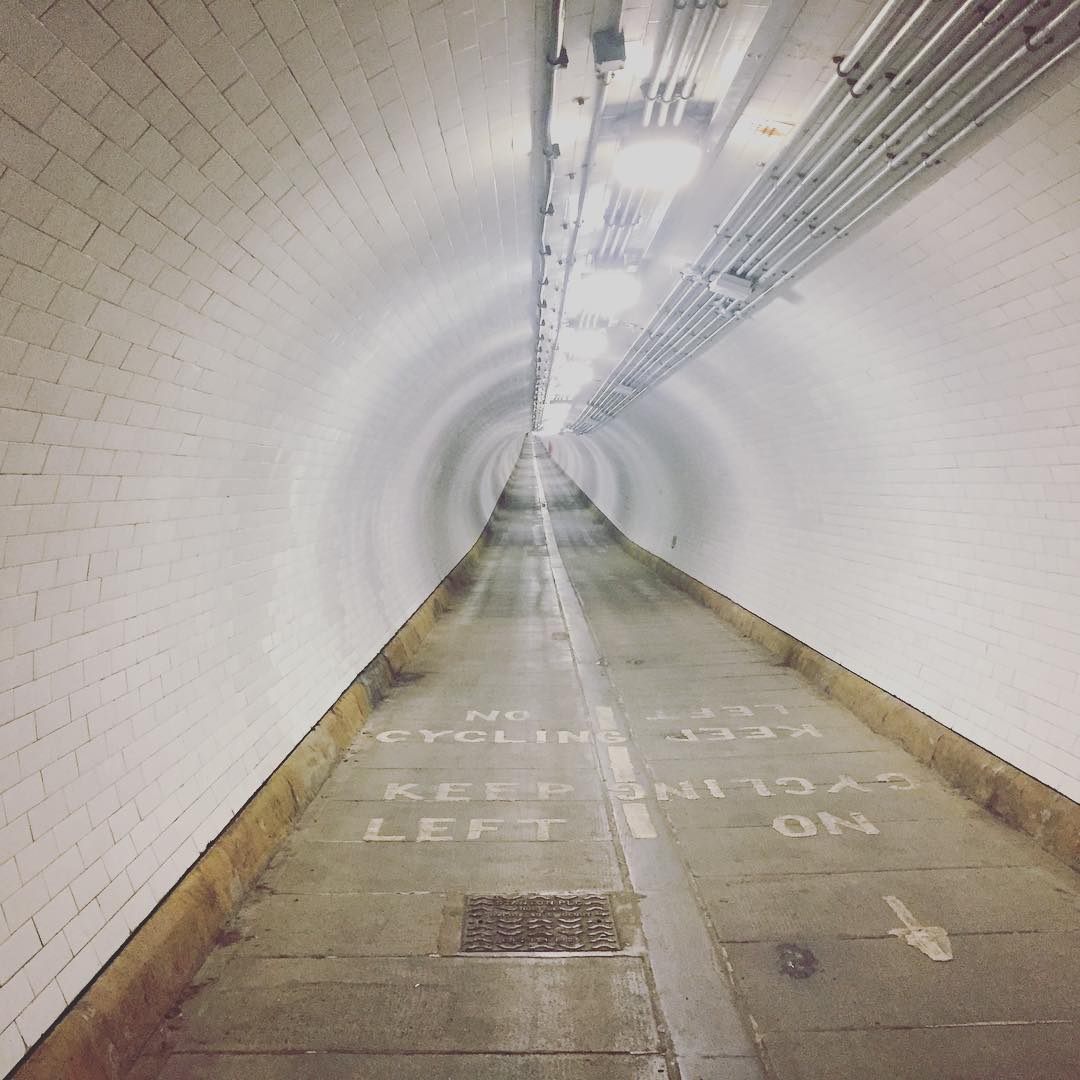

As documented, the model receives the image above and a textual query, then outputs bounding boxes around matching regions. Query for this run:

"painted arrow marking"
[884,895,953,962]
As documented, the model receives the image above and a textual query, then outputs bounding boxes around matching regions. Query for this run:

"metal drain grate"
[462,894,619,953]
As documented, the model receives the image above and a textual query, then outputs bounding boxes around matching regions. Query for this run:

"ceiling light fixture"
[550,358,598,397]
[612,139,702,192]
[560,328,607,359]
[538,401,573,434]
[570,270,643,318]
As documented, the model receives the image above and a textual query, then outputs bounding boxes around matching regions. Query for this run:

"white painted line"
[622,802,658,839]
[884,895,953,961]
[607,745,637,785]
[595,705,617,731]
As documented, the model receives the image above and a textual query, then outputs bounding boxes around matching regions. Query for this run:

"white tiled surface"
[551,61,1080,807]
[0,0,538,1066]
[3,0,1080,1068]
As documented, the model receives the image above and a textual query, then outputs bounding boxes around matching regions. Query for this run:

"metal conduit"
[596,185,649,263]
[733,0,1033,279]
[597,72,857,391]
[849,0,934,96]
[574,3,1075,427]
[643,0,691,126]
[570,0,1080,433]
[644,0,727,127]
[536,74,610,426]
[532,0,567,426]
[537,0,734,423]
[746,0,1071,281]
[836,0,906,76]
[540,0,734,419]
[672,1,729,125]
[592,28,1080,415]
[658,1,709,127]
[581,0,938,414]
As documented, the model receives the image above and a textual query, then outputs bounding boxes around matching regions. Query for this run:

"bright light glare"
[538,401,573,433]
[550,359,595,398]
[551,109,591,148]
[612,139,702,192]
[560,328,606,359]
[581,184,608,224]
[571,271,642,318]
[623,40,654,77]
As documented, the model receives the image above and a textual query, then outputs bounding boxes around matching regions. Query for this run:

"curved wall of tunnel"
[0,0,1078,1071]
[0,0,539,1061]
[549,92,1080,806]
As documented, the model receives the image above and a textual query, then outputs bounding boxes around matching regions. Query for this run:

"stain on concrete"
[777,944,819,979]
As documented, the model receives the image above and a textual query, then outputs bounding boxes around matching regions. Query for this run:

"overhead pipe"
[588,2,1039,421]
[671,0,729,125]
[723,0,937,275]
[734,0,1009,274]
[587,282,713,416]
[595,188,628,261]
[848,0,935,96]
[538,68,613,425]
[643,0,691,126]
[589,113,761,374]
[605,7,1080,414]
[608,210,642,259]
[538,0,569,253]
[881,0,1045,161]
[584,0,910,416]
[606,13,857,373]
[836,0,906,75]
[657,0,710,126]
[596,43,824,396]
[889,0,995,87]
[680,0,911,282]
[574,0,1080,430]
[533,0,568,424]
[634,25,1080,400]
[595,184,650,263]
[890,0,1080,165]
[737,0,1043,279]
[752,0,1063,275]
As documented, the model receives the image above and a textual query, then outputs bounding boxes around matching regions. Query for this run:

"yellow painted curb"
[11,487,509,1080]
[552,461,1080,873]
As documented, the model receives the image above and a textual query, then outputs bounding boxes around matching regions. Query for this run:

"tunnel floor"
[130,443,1080,1080]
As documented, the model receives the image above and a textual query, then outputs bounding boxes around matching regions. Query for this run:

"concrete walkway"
[132,444,1080,1080]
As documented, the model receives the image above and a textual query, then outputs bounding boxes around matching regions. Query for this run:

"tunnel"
[1,0,1079,1077]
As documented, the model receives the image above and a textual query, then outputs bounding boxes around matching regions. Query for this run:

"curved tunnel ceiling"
[535,0,1080,432]
[0,0,546,1062]
[1,0,1080,1069]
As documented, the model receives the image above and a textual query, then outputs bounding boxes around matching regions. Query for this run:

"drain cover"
[462,894,619,953]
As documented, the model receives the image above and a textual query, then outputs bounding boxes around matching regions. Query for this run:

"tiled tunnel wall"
[0,0,538,1067]
[2,0,1080,1072]
[550,62,1080,812]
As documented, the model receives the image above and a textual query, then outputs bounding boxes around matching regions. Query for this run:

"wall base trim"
[11,496,506,1080]
[556,465,1080,873]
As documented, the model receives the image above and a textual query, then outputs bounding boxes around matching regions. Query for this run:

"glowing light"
[551,109,592,147]
[570,271,642,318]
[623,40,654,77]
[550,359,596,398]
[581,184,608,224]
[612,139,702,192]
[538,401,573,433]
[560,328,606,359]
